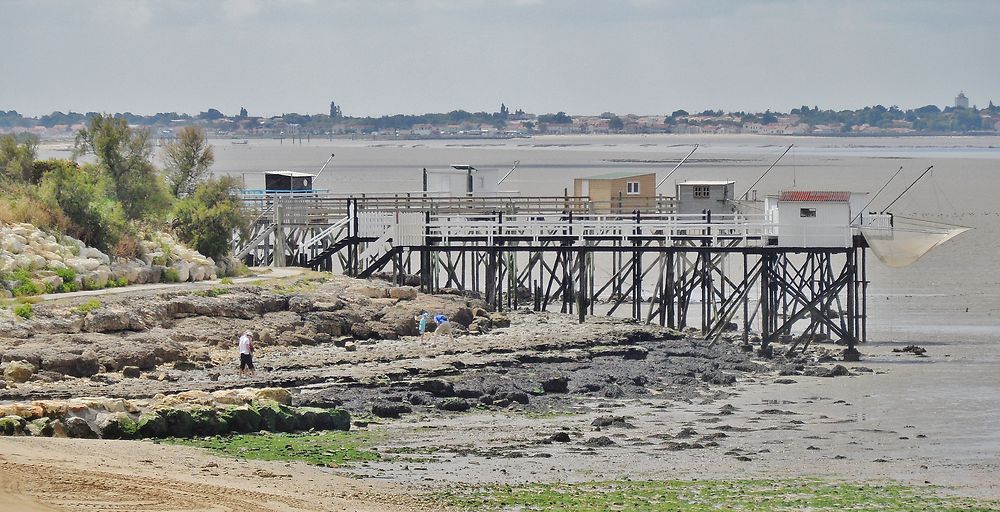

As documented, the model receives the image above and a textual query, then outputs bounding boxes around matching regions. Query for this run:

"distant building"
[955,92,969,109]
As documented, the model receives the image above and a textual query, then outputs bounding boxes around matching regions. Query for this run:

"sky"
[3,0,999,117]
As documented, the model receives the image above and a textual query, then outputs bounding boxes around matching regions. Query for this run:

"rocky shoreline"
[0,273,860,443]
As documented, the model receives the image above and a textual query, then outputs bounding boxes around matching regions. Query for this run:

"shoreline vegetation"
[0,119,249,301]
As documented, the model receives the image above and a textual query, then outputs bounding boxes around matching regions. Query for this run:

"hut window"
[800,208,817,218]
[626,181,640,195]
[693,186,710,198]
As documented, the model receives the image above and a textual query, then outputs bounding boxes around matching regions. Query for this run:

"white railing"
[422,213,772,246]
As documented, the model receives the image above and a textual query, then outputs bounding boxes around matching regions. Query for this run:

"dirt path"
[0,437,434,512]
[36,267,304,302]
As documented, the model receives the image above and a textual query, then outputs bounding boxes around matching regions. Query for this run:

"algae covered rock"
[136,412,168,438]
[219,406,261,433]
[255,401,298,432]
[189,407,229,436]
[297,407,351,431]
[26,417,54,437]
[0,415,27,435]
[96,412,138,439]
[159,408,194,437]
[437,397,471,412]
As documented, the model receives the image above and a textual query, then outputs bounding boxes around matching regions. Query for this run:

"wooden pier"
[234,193,870,361]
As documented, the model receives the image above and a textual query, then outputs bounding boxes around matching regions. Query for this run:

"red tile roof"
[779,191,851,202]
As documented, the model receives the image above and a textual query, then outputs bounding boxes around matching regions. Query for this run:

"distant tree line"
[3,100,998,134]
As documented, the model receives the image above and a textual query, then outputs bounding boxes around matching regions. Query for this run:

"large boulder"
[136,412,168,438]
[219,406,261,433]
[371,402,412,419]
[0,415,26,436]
[295,407,350,431]
[96,412,138,439]
[26,417,54,437]
[159,408,194,437]
[190,407,229,436]
[254,388,292,405]
[42,350,100,377]
[254,402,298,433]
[3,360,35,383]
[62,417,97,438]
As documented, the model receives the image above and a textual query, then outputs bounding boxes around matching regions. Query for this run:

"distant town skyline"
[3,0,999,117]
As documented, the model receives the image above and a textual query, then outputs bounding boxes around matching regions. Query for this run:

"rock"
[469,317,492,333]
[254,388,293,406]
[622,346,649,360]
[26,417,54,437]
[371,402,412,419]
[122,366,141,378]
[63,417,97,438]
[219,406,261,433]
[344,341,357,351]
[189,407,229,436]
[489,313,511,328]
[411,379,455,397]
[42,350,100,377]
[354,285,386,299]
[437,397,471,412]
[0,415,26,435]
[540,375,569,393]
[3,360,35,383]
[96,412,138,439]
[549,432,571,443]
[83,310,132,333]
[583,436,616,447]
[892,345,927,356]
[701,370,736,385]
[159,408,194,437]
[255,402,298,432]
[451,307,474,327]
[388,286,418,300]
[295,407,348,431]
[136,412,168,438]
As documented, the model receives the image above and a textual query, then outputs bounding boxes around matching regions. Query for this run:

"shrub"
[75,299,101,314]
[9,269,41,297]
[109,277,128,288]
[173,177,247,260]
[81,277,103,291]
[13,302,32,319]
[60,281,79,293]
[54,266,76,283]
[161,268,180,283]
[219,277,234,285]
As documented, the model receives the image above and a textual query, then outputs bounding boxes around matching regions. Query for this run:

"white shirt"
[238,334,252,355]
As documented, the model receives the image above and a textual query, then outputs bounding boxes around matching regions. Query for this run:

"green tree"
[38,160,128,253]
[608,116,624,131]
[0,133,38,183]
[163,126,215,198]
[73,114,171,220]
[173,176,248,260]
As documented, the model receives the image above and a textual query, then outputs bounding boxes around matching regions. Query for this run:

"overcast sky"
[4,0,999,117]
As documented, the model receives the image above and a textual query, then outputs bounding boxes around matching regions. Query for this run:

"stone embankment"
[0,387,349,439]
[0,223,223,297]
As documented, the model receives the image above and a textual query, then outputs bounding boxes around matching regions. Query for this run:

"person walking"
[433,313,454,342]
[238,330,256,378]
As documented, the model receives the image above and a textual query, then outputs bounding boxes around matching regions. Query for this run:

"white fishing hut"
[423,165,499,196]
[767,190,868,247]
[675,180,736,215]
